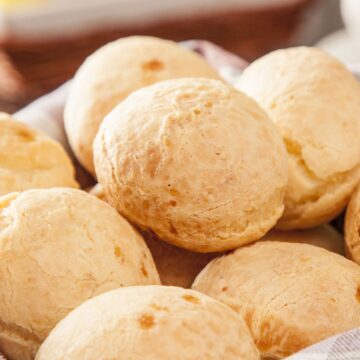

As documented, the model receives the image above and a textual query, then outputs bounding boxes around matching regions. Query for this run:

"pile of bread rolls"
[1,36,360,360]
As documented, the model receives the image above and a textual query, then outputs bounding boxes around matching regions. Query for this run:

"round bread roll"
[0,113,78,195]
[36,286,260,360]
[65,36,220,175]
[0,188,160,360]
[263,224,344,255]
[192,241,360,358]
[142,231,218,288]
[236,47,360,229]
[94,78,288,253]
[345,185,360,264]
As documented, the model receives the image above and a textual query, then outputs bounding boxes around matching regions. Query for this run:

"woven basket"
[0,0,313,113]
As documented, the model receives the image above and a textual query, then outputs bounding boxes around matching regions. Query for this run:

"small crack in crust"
[278,136,360,229]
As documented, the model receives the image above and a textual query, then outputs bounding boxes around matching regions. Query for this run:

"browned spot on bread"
[257,320,272,353]
[142,59,164,71]
[114,246,122,258]
[169,200,177,207]
[222,286,228,292]
[141,263,148,277]
[243,310,254,328]
[182,294,201,304]
[205,101,213,108]
[300,256,309,262]
[17,129,34,141]
[162,136,171,147]
[179,93,192,100]
[151,303,169,312]
[138,314,155,329]
[169,188,179,196]
[356,286,360,303]
[193,109,201,115]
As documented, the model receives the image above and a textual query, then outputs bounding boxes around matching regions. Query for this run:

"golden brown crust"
[64,36,221,175]
[192,241,360,358]
[94,78,288,252]
[0,113,78,195]
[0,188,160,360]
[237,47,360,229]
[36,286,260,360]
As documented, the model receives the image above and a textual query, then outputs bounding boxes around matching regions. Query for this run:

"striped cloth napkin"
[287,327,360,360]
[4,40,360,360]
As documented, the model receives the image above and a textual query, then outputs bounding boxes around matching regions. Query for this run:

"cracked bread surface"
[64,36,220,175]
[236,47,360,229]
[0,188,160,360]
[192,241,360,358]
[0,113,78,195]
[94,78,288,253]
[36,286,260,360]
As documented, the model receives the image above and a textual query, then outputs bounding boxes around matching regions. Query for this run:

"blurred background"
[0,0,356,113]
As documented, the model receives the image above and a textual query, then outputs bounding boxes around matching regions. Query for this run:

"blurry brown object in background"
[0,0,313,113]
[0,52,27,113]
